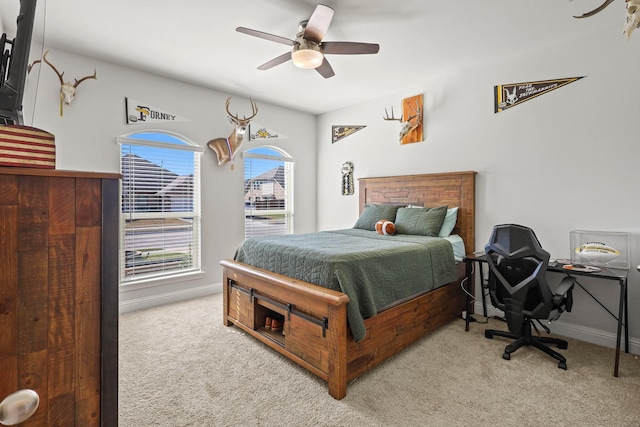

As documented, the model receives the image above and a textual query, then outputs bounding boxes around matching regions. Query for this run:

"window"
[243,147,294,238]
[118,131,203,283]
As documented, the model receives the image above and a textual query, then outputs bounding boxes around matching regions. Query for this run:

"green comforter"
[234,228,458,342]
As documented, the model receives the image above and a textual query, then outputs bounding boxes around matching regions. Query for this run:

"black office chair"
[484,224,575,369]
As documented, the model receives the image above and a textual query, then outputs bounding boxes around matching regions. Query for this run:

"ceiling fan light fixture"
[292,49,323,69]
[292,40,323,69]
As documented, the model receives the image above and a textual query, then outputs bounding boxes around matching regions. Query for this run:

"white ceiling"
[0,0,627,115]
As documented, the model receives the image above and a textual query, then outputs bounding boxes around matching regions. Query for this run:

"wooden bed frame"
[221,171,476,399]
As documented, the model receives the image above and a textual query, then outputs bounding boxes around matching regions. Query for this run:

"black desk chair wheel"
[484,224,575,370]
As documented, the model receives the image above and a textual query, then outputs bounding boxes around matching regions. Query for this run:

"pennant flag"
[248,123,287,140]
[494,77,585,113]
[332,125,366,143]
[125,98,190,124]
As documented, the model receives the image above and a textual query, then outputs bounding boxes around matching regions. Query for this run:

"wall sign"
[332,126,366,143]
[494,77,585,113]
[125,97,190,124]
[341,161,354,195]
[249,123,287,140]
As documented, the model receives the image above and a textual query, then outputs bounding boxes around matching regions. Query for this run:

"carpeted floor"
[119,293,640,426]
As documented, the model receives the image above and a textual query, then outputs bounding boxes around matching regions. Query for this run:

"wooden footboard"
[221,259,467,399]
[221,259,351,399]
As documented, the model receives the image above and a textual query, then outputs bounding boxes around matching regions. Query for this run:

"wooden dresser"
[0,167,119,426]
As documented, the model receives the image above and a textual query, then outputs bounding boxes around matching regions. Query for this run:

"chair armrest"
[555,276,576,296]
[553,276,576,312]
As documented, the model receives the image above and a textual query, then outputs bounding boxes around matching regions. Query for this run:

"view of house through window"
[118,131,203,283]
[244,146,294,238]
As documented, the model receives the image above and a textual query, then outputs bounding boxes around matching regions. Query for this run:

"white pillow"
[438,207,459,237]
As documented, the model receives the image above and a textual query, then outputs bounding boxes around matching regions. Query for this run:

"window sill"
[120,270,205,291]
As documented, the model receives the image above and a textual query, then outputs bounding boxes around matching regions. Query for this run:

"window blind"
[119,132,202,282]
[243,148,294,238]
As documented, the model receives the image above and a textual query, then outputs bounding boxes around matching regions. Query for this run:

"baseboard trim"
[475,301,639,355]
[119,283,223,313]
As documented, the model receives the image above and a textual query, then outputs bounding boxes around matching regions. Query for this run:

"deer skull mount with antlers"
[574,0,640,39]
[30,50,97,116]
[625,0,640,37]
[383,94,424,144]
[207,97,259,170]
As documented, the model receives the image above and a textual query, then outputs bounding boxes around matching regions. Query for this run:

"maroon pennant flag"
[494,77,585,113]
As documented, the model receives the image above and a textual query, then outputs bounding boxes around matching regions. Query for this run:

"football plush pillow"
[375,220,396,236]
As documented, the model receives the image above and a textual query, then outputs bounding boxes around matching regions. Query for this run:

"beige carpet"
[119,293,640,426]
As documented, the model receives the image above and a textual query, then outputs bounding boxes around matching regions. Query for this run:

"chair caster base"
[558,361,567,370]
[502,352,510,361]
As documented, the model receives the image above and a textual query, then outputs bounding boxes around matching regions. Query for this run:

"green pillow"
[394,205,448,236]
[353,204,402,230]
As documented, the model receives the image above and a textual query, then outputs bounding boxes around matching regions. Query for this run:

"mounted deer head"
[207,97,259,169]
[574,0,640,39]
[29,50,97,116]
[383,101,422,143]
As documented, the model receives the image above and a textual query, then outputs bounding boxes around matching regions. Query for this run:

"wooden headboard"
[358,171,477,256]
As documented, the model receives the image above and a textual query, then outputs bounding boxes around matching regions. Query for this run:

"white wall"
[22,47,317,312]
[317,28,640,352]
[18,26,639,351]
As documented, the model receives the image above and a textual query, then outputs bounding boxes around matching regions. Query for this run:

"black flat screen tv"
[0,0,37,125]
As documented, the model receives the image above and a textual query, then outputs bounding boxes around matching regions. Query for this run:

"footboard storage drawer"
[226,280,332,375]
[221,259,352,399]
[286,314,330,373]
[228,284,254,329]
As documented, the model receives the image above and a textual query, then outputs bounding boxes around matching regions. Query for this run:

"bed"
[221,171,476,399]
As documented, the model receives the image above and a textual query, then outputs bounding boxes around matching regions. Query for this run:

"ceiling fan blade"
[257,51,292,70]
[304,4,334,43]
[236,27,294,46]
[322,42,380,55]
[315,58,335,79]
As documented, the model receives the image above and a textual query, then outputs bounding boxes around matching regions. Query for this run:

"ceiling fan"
[236,4,380,78]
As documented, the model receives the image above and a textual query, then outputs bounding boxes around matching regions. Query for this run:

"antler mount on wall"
[574,0,640,39]
[383,94,424,144]
[29,50,97,116]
